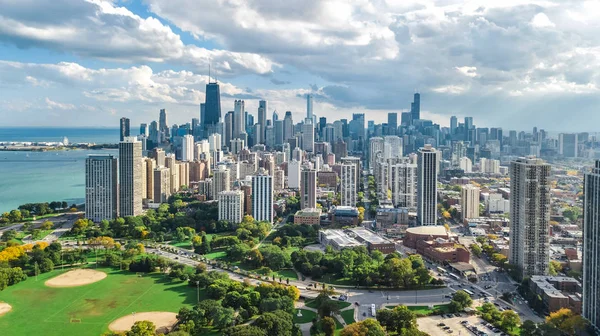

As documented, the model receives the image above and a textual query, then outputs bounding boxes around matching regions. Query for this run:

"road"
[21,213,80,244]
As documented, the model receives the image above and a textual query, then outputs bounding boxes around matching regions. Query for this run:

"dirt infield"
[45,269,107,288]
[0,302,12,316]
[108,312,178,333]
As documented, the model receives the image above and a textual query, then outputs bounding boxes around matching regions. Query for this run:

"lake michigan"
[0,127,119,213]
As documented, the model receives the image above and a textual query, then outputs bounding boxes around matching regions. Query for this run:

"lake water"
[0,128,120,213]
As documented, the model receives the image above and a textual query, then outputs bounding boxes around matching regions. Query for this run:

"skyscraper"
[159,109,168,135]
[411,92,420,121]
[450,116,457,134]
[203,81,221,138]
[119,137,143,216]
[387,112,397,135]
[257,100,267,144]
[120,117,130,142]
[461,184,480,220]
[340,163,357,207]
[85,155,118,222]
[390,158,417,208]
[182,134,194,162]
[213,166,230,196]
[252,172,273,223]
[509,157,551,280]
[559,133,578,158]
[301,169,317,209]
[153,167,171,203]
[139,123,148,136]
[417,144,438,226]
[307,94,313,120]
[302,119,314,152]
[233,100,245,139]
[224,111,234,150]
[583,160,600,332]
[287,160,301,189]
[283,111,293,142]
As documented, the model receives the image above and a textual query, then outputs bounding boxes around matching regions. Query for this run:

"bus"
[448,273,460,280]
[371,304,376,317]
[437,267,446,274]
[462,289,475,296]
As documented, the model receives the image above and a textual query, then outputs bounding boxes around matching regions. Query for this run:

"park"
[0,266,198,336]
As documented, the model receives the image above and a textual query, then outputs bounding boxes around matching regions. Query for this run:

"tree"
[549,260,563,276]
[340,319,386,336]
[254,310,294,336]
[546,308,588,335]
[223,325,268,336]
[126,320,155,336]
[1,229,17,242]
[211,306,235,329]
[8,210,22,223]
[371,250,384,265]
[314,293,341,318]
[501,310,521,332]
[321,317,336,336]
[470,243,482,257]
[41,221,53,230]
[376,305,416,333]
[449,290,472,312]
[520,320,538,336]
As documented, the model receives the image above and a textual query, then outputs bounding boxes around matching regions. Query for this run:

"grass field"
[340,309,355,324]
[293,309,317,324]
[0,267,198,336]
[305,299,351,310]
[169,241,193,250]
[385,304,451,315]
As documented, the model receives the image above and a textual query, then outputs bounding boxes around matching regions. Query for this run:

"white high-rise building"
[218,190,244,224]
[230,138,245,155]
[85,155,118,222]
[301,169,317,209]
[509,156,551,280]
[213,165,230,196]
[461,184,480,221]
[340,163,357,207]
[583,160,600,332]
[252,173,273,223]
[287,160,302,189]
[209,133,222,151]
[559,133,578,158]
[369,137,384,170]
[307,94,313,120]
[119,137,143,216]
[417,145,438,226]
[182,134,194,162]
[390,158,417,208]
[383,136,403,160]
[459,157,472,173]
[480,158,500,174]
[233,100,245,138]
[302,119,314,152]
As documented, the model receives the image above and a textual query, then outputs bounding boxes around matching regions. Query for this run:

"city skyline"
[2,1,600,130]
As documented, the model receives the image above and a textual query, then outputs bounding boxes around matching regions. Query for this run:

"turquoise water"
[0,127,120,213]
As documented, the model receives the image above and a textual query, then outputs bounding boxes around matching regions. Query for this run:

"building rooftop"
[347,228,390,244]
[406,226,448,236]
[320,230,362,248]
[295,208,322,217]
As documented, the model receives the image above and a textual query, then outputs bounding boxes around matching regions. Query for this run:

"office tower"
[165,156,180,193]
[153,167,171,203]
[274,120,284,146]
[159,109,169,136]
[318,117,327,137]
[509,157,551,280]
[401,112,412,126]
[451,141,466,166]
[292,147,303,162]
[274,168,285,191]
[349,113,365,140]
[369,137,384,169]
[461,184,480,221]
[218,190,244,224]
[208,133,222,152]
[323,124,335,144]
[148,121,159,145]
[559,133,578,158]
[213,166,230,196]
[85,155,118,221]
[200,103,205,125]
[448,116,457,135]
[288,160,302,189]
[144,157,156,200]
[283,111,294,142]
[120,117,130,142]
[390,158,417,208]
[341,156,361,188]
[224,111,234,149]
[383,136,403,160]
[118,137,143,216]
[301,169,317,209]
[411,92,421,121]
[181,134,194,162]
[459,157,472,173]
[273,110,279,121]
[230,138,245,155]
[387,113,398,135]
[464,117,473,131]
[179,162,189,188]
[203,80,221,138]
[257,100,267,144]
[195,140,210,161]
[417,144,438,226]
[233,100,245,138]
[340,163,357,207]
[265,125,275,148]
[583,160,600,332]
[302,119,315,152]
[252,173,273,223]
[306,94,314,120]
[480,158,500,174]
[140,123,148,136]
[333,140,348,162]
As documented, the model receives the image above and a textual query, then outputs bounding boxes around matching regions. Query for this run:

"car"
[443,326,450,330]
[362,312,366,316]
[438,323,446,327]
[454,313,461,317]
[331,296,337,299]
[368,290,374,293]
[494,303,500,307]
[174,257,179,259]
[447,330,453,334]
[354,302,360,306]
[444,295,451,298]
[460,320,468,324]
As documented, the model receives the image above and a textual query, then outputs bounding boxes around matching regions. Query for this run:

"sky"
[1,0,600,131]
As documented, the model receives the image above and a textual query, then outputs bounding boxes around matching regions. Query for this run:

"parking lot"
[417,314,508,336]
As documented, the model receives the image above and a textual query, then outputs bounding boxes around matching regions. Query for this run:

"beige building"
[218,190,244,224]
[461,184,480,221]
[153,167,171,203]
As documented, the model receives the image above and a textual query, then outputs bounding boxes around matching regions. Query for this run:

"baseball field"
[0,267,200,336]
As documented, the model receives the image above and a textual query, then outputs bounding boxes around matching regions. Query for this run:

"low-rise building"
[332,206,360,226]
[294,208,322,225]
[416,238,471,263]
[375,206,411,228]
[403,226,451,249]
[319,228,395,253]
[529,276,582,314]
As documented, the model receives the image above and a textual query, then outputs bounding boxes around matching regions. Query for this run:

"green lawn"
[319,274,355,286]
[340,309,355,324]
[0,267,198,336]
[169,241,193,250]
[294,309,317,324]
[204,250,227,260]
[385,304,451,315]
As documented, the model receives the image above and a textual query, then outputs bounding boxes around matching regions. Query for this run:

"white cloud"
[455,66,478,78]
[531,13,555,28]
[45,97,76,110]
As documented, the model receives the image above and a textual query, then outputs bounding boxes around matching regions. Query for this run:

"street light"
[196,281,200,304]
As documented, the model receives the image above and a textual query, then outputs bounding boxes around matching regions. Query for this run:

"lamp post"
[196,281,200,304]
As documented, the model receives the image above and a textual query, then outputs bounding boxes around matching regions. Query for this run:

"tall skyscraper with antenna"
[203,64,222,139]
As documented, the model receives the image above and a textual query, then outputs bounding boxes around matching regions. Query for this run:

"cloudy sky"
[1,0,599,131]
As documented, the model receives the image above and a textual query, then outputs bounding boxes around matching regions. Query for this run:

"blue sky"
[2,0,600,131]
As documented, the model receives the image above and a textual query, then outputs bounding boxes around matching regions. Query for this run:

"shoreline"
[0,145,118,152]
